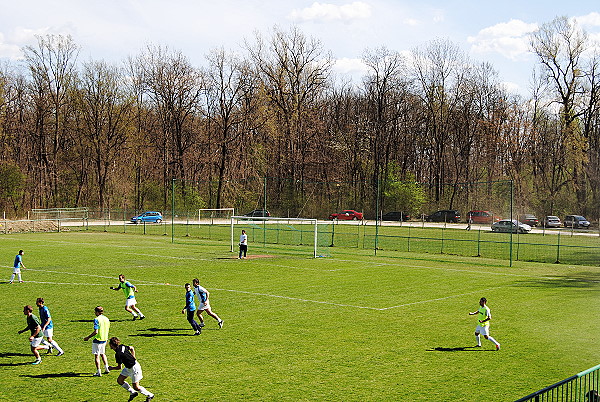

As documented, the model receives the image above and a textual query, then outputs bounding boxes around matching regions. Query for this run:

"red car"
[329,210,364,220]
[467,210,500,224]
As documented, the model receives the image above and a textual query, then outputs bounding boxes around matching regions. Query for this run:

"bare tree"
[23,34,79,206]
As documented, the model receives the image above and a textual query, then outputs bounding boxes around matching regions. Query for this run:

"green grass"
[1,231,600,401]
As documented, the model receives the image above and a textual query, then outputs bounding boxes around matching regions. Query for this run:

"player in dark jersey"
[108,337,154,402]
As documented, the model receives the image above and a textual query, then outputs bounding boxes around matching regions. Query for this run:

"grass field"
[1,230,600,401]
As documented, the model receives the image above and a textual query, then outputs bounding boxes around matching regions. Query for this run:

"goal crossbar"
[230,216,318,258]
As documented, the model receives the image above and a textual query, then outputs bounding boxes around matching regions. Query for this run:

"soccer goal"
[30,207,89,222]
[230,216,319,258]
[198,208,235,224]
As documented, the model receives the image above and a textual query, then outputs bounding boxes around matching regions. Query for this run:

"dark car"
[564,215,590,228]
[425,210,461,223]
[243,209,271,218]
[381,211,410,221]
[467,210,500,224]
[329,210,364,220]
[131,211,163,224]
[518,214,539,227]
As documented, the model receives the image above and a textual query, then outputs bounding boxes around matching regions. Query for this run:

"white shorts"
[125,298,137,307]
[43,328,54,338]
[475,325,490,336]
[92,341,107,355]
[12,267,21,273]
[121,362,143,383]
[198,301,210,311]
[30,337,44,347]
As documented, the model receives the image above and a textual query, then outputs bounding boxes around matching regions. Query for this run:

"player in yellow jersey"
[84,306,111,376]
[469,297,500,350]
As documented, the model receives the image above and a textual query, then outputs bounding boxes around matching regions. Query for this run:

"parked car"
[329,210,364,220]
[491,219,532,234]
[519,214,539,227]
[381,211,410,221]
[243,209,271,218]
[131,211,163,224]
[467,210,500,224]
[564,215,590,228]
[425,210,461,223]
[543,216,562,228]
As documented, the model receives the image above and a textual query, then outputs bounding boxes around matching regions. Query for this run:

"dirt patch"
[0,220,62,234]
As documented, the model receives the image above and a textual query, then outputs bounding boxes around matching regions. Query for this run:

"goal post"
[230,216,318,258]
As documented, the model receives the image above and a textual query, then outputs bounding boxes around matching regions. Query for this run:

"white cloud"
[574,12,600,27]
[332,57,368,75]
[289,2,371,22]
[468,19,538,60]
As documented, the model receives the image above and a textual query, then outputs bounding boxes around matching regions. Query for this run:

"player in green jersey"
[469,297,501,350]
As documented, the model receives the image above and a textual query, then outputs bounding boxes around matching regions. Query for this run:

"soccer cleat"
[145,395,154,402]
[104,369,110,374]
[475,345,482,348]
[31,359,42,365]
[93,372,102,377]
[194,330,201,335]
[56,351,64,357]
[199,323,205,328]
[47,346,53,354]
[139,316,145,320]
[128,391,139,401]
[495,344,501,351]
[132,316,138,321]
[218,320,224,329]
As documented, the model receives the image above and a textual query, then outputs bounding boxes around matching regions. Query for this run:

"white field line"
[7,267,513,311]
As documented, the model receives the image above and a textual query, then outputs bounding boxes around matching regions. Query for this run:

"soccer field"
[1,231,599,401]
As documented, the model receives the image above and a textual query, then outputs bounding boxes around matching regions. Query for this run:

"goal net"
[198,208,235,224]
[231,216,319,258]
[30,207,89,221]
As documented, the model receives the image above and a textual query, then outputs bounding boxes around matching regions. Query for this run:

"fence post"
[555,231,561,264]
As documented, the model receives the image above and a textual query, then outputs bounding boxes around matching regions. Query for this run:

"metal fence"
[515,363,600,401]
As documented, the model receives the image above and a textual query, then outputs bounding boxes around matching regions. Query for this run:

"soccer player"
[110,274,145,320]
[36,297,65,356]
[469,297,501,350]
[238,229,248,259]
[193,278,223,329]
[108,337,154,402]
[83,306,111,376]
[9,249,26,283]
[181,283,202,335]
[17,305,49,364]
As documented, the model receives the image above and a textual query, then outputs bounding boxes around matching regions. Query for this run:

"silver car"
[491,219,532,234]
[543,216,561,228]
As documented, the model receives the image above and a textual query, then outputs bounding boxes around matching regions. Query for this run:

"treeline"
[0,17,599,220]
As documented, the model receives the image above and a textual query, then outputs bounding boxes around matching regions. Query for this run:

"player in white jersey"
[192,278,223,329]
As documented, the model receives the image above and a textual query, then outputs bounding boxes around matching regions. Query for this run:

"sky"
[1,0,600,96]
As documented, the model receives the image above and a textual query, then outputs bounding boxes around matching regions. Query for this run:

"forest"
[0,16,599,221]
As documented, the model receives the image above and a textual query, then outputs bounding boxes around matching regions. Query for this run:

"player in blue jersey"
[9,250,26,283]
[192,278,223,329]
[36,298,64,356]
[181,283,202,335]
[110,274,145,320]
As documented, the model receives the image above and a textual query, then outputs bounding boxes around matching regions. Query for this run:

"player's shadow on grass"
[427,346,494,352]
[131,328,191,337]
[21,372,88,378]
[0,352,36,366]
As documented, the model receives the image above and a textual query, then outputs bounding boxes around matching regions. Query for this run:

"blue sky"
[1,0,599,96]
